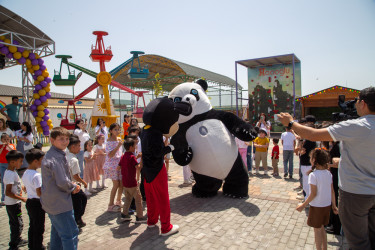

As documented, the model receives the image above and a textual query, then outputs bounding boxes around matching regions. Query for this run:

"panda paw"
[185,147,193,162]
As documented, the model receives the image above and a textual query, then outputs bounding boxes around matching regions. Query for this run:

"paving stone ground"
[0,146,349,249]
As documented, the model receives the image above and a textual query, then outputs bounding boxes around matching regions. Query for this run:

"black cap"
[305,115,316,123]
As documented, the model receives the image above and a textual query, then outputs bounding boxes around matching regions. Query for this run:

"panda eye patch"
[190,89,200,101]
[174,97,182,102]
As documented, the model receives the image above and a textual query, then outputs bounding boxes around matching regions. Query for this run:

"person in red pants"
[141,97,191,236]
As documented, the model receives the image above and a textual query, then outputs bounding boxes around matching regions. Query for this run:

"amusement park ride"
[53,31,149,129]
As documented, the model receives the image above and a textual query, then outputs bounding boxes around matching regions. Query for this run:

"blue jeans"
[48,210,79,250]
[283,150,294,176]
[246,145,252,171]
[76,151,84,178]
[0,163,8,202]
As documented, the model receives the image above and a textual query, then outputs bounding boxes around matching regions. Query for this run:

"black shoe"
[120,213,131,221]
[284,173,288,178]
[128,209,135,215]
[18,239,28,246]
[77,219,86,228]
[289,175,293,179]
[135,216,147,224]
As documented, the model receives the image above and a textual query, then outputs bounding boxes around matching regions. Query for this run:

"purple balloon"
[43,130,50,136]
[33,89,38,94]
[32,75,38,81]
[35,85,42,91]
[44,109,50,115]
[30,104,37,111]
[17,47,25,53]
[34,99,41,106]
[0,43,4,48]
[18,57,26,64]
[40,81,47,87]
[34,70,42,76]
[12,40,19,45]
[43,115,49,121]
[40,121,47,127]
[45,77,52,83]
[32,111,38,117]
[6,53,13,59]
[40,96,47,102]
[38,59,44,65]
[40,65,46,71]
[45,92,51,99]
[0,46,9,54]
[28,53,35,60]
[31,59,38,66]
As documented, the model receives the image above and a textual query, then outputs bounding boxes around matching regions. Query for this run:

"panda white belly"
[185,119,238,180]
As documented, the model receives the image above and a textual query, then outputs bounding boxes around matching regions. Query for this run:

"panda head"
[143,97,192,137]
[168,79,212,124]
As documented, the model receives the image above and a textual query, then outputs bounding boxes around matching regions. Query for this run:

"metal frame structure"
[1,6,55,124]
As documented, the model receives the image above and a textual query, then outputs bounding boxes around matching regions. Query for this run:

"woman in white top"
[15,122,34,170]
[0,118,14,144]
[95,118,108,143]
[73,119,91,178]
[256,113,271,137]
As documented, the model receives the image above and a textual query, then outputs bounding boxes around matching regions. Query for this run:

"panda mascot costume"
[141,97,191,236]
[169,79,258,198]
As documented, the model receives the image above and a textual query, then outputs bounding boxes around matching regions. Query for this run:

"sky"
[1,0,375,101]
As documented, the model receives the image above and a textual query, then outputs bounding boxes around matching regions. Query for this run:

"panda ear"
[196,79,208,91]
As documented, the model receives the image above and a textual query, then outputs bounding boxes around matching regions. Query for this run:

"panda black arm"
[213,110,258,141]
[170,130,193,166]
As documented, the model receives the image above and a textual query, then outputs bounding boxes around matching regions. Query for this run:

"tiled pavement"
[0,150,348,249]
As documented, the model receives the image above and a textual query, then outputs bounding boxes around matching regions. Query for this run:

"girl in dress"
[95,118,108,143]
[15,121,33,170]
[296,148,338,250]
[74,119,90,178]
[94,135,106,188]
[102,123,124,212]
[83,139,100,195]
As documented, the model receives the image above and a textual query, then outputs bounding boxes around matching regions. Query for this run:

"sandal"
[115,201,123,208]
[107,205,121,212]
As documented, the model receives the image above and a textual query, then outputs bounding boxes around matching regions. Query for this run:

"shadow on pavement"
[110,221,141,239]
[130,226,171,249]
[169,192,260,217]
[95,211,121,226]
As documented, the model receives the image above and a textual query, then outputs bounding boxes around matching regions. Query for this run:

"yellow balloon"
[48,124,53,129]
[42,101,48,107]
[38,111,45,118]
[37,105,44,111]
[0,35,5,40]
[37,76,44,82]
[44,86,50,92]
[46,83,51,88]
[42,70,49,78]
[13,52,22,60]
[35,117,42,122]
[32,65,40,71]
[37,127,43,133]
[35,54,40,59]
[34,81,40,85]
[8,46,17,53]
[47,119,53,125]
[33,93,40,99]
[25,59,31,66]
[4,39,11,44]
[22,50,30,58]
[38,89,46,96]
[35,122,40,127]
[26,64,32,69]
[27,68,34,74]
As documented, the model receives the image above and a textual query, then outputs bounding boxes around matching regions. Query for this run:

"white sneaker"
[264,171,268,175]
[161,225,179,236]
[297,190,304,195]
[85,191,92,196]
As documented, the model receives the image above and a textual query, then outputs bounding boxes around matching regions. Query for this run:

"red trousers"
[144,166,173,234]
